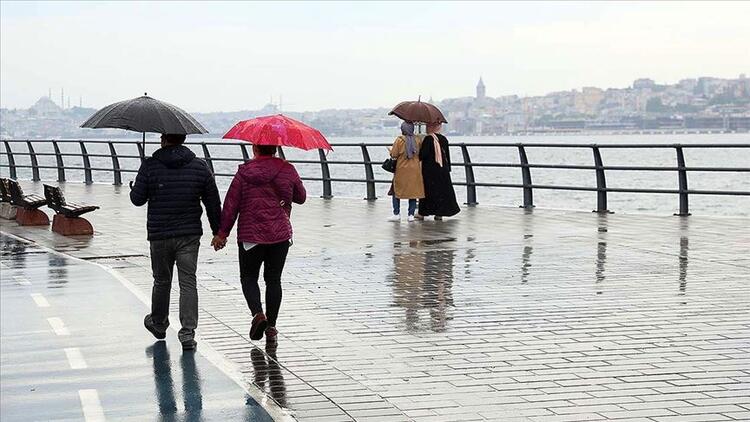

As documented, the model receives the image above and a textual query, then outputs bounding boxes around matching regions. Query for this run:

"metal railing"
[2,139,749,216]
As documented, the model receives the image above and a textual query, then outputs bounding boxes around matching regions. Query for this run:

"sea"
[2,133,749,217]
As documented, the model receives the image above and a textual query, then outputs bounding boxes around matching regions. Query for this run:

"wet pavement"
[2,181,750,422]
[0,234,276,421]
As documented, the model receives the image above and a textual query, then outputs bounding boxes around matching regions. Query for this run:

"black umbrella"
[80,93,208,150]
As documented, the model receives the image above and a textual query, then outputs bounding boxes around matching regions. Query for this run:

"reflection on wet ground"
[147,342,204,420]
[391,240,455,333]
[679,235,689,301]
[250,343,287,408]
[521,235,533,285]
[2,181,750,422]
[47,254,68,288]
[0,235,29,268]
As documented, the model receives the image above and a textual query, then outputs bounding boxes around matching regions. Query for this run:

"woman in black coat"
[417,123,460,219]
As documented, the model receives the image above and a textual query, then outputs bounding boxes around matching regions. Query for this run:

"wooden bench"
[0,178,12,203]
[5,179,48,225]
[7,179,46,209]
[44,184,99,235]
[44,185,99,217]
[0,178,17,220]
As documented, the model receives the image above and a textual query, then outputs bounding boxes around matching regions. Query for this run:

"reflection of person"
[250,344,287,407]
[391,242,455,332]
[214,144,306,342]
[131,133,222,351]
[388,121,424,222]
[417,123,460,220]
[146,342,203,419]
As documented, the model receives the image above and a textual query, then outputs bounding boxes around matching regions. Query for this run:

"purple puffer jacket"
[218,156,306,244]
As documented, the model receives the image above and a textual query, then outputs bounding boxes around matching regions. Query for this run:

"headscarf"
[401,121,417,159]
[427,123,443,167]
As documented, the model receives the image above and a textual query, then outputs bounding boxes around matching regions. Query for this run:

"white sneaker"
[407,215,415,222]
[387,214,401,222]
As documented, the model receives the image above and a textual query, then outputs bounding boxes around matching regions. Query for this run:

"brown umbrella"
[388,99,447,124]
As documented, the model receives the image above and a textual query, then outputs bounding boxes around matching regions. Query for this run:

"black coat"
[130,145,221,241]
[418,134,460,217]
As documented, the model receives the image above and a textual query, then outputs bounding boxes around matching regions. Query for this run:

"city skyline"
[3,72,747,139]
[7,72,748,114]
[2,2,749,112]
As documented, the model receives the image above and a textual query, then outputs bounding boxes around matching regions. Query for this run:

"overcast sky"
[1,1,749,112]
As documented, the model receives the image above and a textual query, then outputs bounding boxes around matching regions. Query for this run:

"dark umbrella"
[388,98,447,124]
[80,93,208,150]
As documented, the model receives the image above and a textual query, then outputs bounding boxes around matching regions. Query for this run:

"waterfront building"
[476,77,486,100]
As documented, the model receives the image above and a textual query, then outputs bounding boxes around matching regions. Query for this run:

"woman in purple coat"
[213,144,306,342]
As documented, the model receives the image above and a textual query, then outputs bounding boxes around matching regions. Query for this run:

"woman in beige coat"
[388,121,424,222]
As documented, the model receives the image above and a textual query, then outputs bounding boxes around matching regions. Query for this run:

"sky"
[1,1,749,113]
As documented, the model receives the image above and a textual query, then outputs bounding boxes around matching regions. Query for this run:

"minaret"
[476,77,486,100]
[61,88,64,110]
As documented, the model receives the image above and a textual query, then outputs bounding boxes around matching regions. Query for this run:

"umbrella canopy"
[80,94,208,135]
[388,100,447,124]
[223,114,332,151]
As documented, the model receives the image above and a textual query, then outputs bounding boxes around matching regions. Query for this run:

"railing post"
[319,148,333,199]
[79,141,93,185]
[592,145,611,213]
[240,144,250,162]
[26,141,40,181]
[675,145,690,216]
[52,140,66,182]
[460,144,478,206]
[136,142,145,162]
[3,141,17,179]
[277,146,286,160]
[201,142,214,174]
[517,145,534,208]
[360,144,377,201]
[108,142,122,186]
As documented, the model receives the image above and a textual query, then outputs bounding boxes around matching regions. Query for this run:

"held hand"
[211,235,227,251]
[129,180,134,189]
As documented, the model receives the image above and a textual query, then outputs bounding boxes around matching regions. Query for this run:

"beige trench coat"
[390,135,425,199]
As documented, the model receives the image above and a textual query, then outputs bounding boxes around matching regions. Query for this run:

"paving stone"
[3,181,749,422]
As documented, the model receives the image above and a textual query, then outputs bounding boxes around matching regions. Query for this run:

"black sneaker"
[181,339,197,351]
[144,315,166,340]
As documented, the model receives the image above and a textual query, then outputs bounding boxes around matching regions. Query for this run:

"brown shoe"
[250,313,268,340]
[265,326,278,341]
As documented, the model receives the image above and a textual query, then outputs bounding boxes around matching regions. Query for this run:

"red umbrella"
[223,114,332,151]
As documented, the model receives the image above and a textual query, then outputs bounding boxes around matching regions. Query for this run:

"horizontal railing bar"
[455,162,750,172]
[6,168,746,196]
[4,139,750,148]
[455,143,750,149]
[3,154,745,173]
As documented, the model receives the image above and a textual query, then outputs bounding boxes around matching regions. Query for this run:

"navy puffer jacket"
[130,145,221,241]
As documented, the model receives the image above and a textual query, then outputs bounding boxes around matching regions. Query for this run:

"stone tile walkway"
[2,181,749,421]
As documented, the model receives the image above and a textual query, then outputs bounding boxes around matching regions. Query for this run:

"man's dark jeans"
[147,235,200,342]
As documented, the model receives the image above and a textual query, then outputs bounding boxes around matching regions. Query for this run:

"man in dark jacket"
[130,133,221,350]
